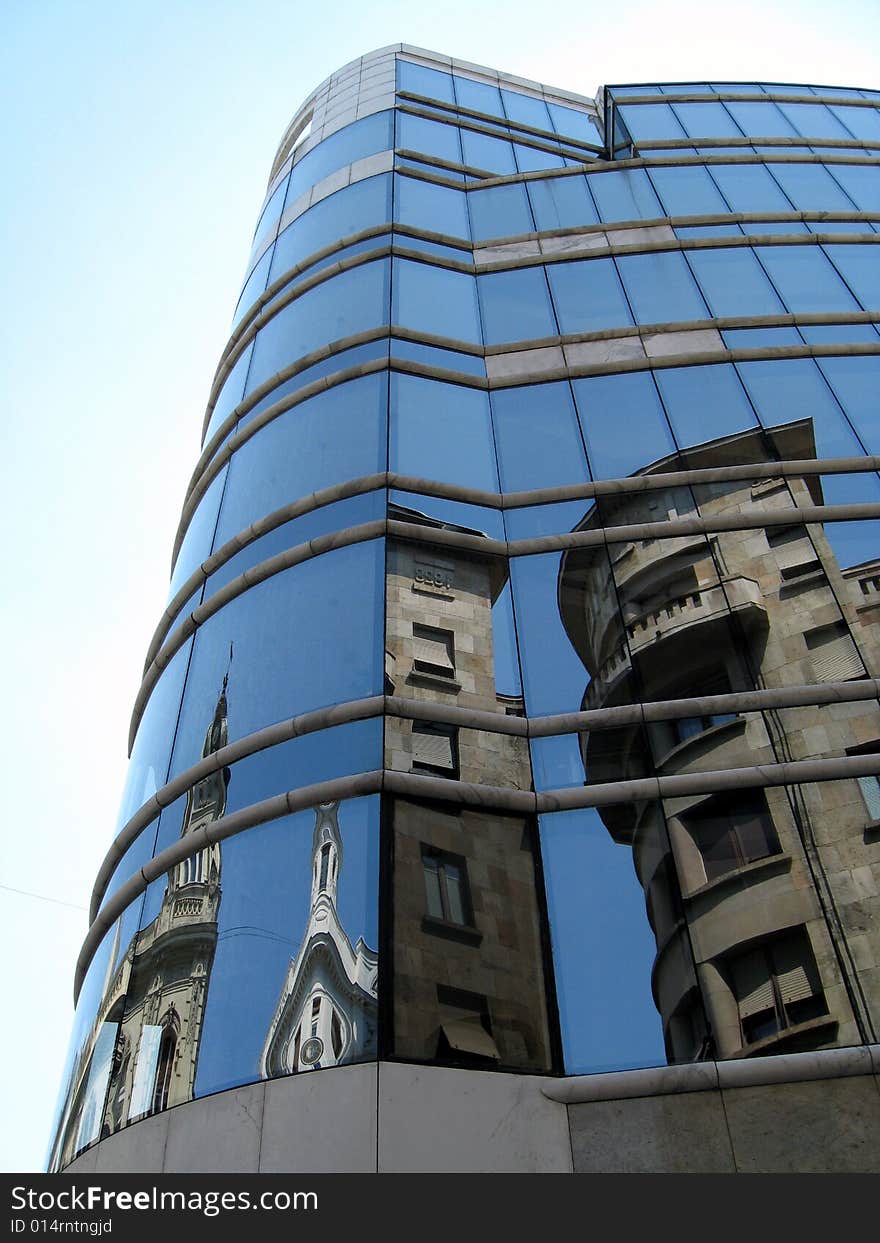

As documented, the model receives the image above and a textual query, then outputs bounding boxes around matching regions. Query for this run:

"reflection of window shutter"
[731,951,774,1018]
[772,936,816,1004]
[413,631,454,674]
[441,1019,500,1061]
[807,624,862,682]
[858,775,880,821]
[413,727,455,770]
[776,962,812,1004]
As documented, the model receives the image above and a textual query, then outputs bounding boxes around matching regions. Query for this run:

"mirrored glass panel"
[478,266,557,344]
[492,380,590,491]
[392,258,481,343]
[573,372,676,479]
[47,900,146,1169]
[391,796,553,1071]
[527,174,599,232]
[99,797,379,1128]
[270,175,393,285]
[246,260,391,397]
[615,250,710,324]
[395,174,469,238]
[289,112,394,201]
[168,539,384,779]
[547,256,634,334]
[213,373,387,547]
[390,373,497,491]
[541,805,697,1073]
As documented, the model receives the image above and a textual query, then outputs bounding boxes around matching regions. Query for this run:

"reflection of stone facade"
[261,802,378,1076]
[51,684,229,1168]
[560,420,880,1061]
[386,508,553,1071]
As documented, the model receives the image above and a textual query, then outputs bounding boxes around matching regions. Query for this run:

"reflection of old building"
[261,802,378,1075]
[50,681,229,1168]
[386,507,553,1071]
[560,420,880,1062]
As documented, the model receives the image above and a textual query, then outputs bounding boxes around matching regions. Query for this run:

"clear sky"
[1,0,878,1173]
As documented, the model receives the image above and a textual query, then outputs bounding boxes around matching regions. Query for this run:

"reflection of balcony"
[585,576,767,710]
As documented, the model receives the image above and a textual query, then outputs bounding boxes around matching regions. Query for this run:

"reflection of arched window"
[331,1010,343,1060]
[318,843,331,892]
[152,1026,176,1114]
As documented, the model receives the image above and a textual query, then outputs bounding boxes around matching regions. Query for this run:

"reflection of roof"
[388,501,509,602]
[558,418,822,651]
[389,501,487,539]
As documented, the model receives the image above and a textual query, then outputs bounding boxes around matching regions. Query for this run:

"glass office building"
[49,47,880,1174]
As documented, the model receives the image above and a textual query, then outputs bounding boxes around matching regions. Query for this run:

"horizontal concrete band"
[635,136,880,152]
[179,412,880,633]
[613,90,880,110]
[397,101,600,165]
[203,300,880,493]
[188,331,880,558]
[396,93,602,156]
[97,676,880,925]
[540,1042,880,1104]
[149,494,880,730]
[231,208,879,353]
[216,223,879,400]
[76,749,880,1002]
[465,149,880,194]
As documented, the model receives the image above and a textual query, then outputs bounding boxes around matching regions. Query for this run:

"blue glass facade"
[49,49,880,1171]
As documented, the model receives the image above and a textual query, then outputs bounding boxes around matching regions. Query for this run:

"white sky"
[1,0,877,1173]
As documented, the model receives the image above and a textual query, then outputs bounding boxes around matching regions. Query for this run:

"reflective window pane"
[169,539,384,778]
[574,371,675,479]
[289,112,394,201]
[270,175,392,284]
[546,256,634,333]
[648,164,731,216]
[468,183,534,241]
[396,112,463,164]
[765,162,856,213]
[398,61,455,103]
[454,75,503,116]
[753,244,861,313]
[246,260,391,397]
[502,88,552,131]
[390,373,498,491]
[214,374,388,547]
[527,175,599,231]
[392,258,481,343]
[396,175,469,238]
[460,128,517,175]
[478,266,557,344]
[589,168,664,222]
[822,242,880,310]
[686,246,786,317]
[541,807,672,1073]
[655,362,759,448]
[615,250,709,324]
[492,381,589,490]
[707,162,794,213]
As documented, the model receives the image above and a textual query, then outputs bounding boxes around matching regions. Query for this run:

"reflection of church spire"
[51,669,234,1169]
[173,660,231,891]
[261,801,378,1077]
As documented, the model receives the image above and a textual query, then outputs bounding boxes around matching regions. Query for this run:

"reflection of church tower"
[102,675,229,1130]
[261,802,378,1076]
[559,420,880,1063]
[51,678,231,1168]
[386,505,554,1072]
